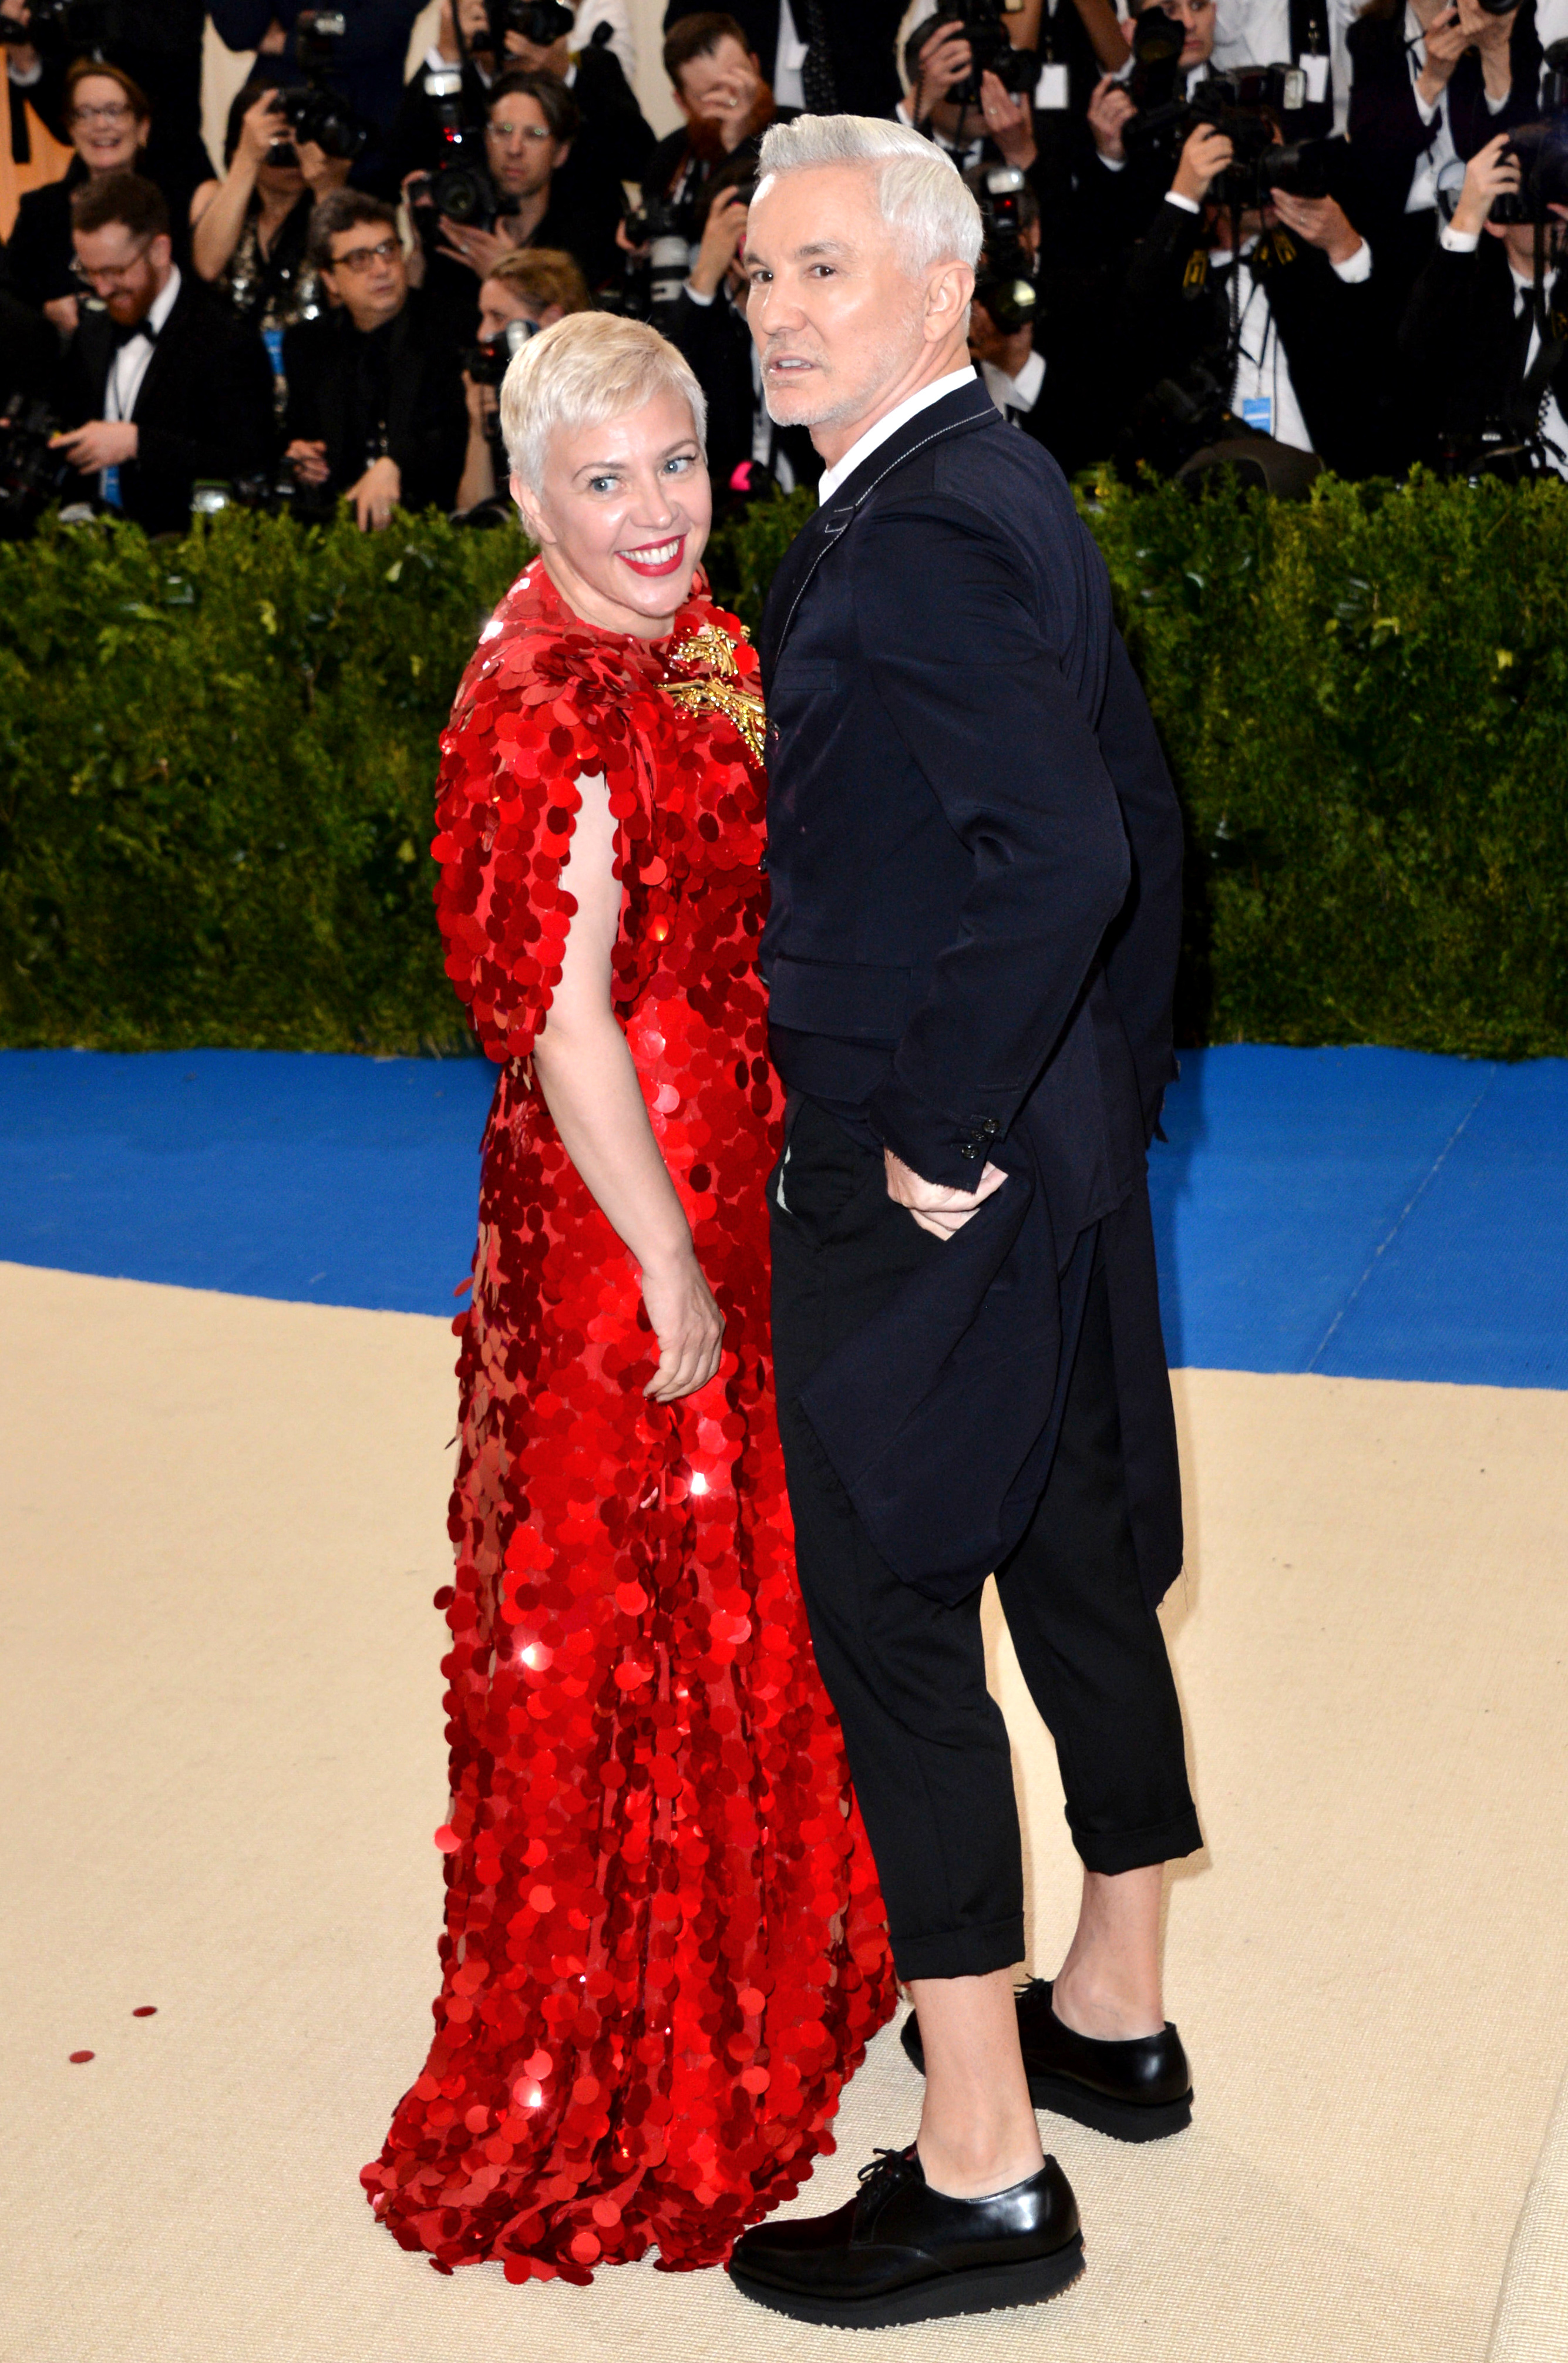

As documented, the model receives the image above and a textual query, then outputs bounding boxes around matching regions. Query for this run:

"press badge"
[263,325,285,379]
[102,465,122,508]
[1300,54,1330,102]
[1035,61,1070,108]
[1241,397,1273,435]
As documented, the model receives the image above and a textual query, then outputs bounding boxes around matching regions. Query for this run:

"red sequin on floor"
[69,2052,93,2063]
[132,2006,157,2018]
[361,565,896,2283]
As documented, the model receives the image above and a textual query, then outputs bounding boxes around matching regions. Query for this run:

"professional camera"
[0,396,76,540]
[922,1,1039,109]
[0,0,112,52]
[1489,42,1568,222]
[1121,9,1190,162]
[275,11,368,163]
[1185,68,1331,210]
[969,163,1038,334]
[616,194,692,318]
[487,0,573,45]
[463,315,538,386]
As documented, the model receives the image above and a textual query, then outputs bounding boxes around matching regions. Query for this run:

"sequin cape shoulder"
[432,563,766,1065]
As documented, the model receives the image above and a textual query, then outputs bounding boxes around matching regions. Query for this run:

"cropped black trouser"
[769,1098,1201,1982]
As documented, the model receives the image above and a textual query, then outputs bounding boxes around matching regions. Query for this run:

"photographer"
[663,154,819,492]
[965,166,1104,469]
[660,0,906,117]
[454,241,588,509]
[210,1,428,183]
[8,58,154,332]
[637,12,788,241]
[189,81,349,333]
[1347,0,1542,302]
[51,171,275,532]
[1121,110,1385,473]
[1078,0,1223,256]
[1400,126,1568,468]
[408,68,598,302]
[900,10,1066,170]
[281,188,467,526]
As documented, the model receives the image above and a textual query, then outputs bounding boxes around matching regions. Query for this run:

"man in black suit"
[283,189,467,526]
[725,116,1199,2331]
[662,0,906,119]
[52,173,275,535]
[1400,128,1568,470]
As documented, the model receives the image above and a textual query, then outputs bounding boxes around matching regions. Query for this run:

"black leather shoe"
[726,2144,1084,2328]
[901,1979,1194,2143]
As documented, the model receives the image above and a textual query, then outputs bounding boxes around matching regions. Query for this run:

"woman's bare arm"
[530,771,724,1402]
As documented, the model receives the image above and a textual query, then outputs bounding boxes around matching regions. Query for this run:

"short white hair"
[756,113,982,275]
[498,311,708,492]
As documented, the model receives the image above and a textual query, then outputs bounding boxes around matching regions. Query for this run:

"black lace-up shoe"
[726,2144,1084,2328]
[901,1980,1193,2142]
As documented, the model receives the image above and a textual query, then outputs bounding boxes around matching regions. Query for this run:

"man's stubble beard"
[760,309,921,433]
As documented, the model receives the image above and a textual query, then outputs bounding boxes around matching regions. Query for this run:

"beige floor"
[4,1259,1567,2363]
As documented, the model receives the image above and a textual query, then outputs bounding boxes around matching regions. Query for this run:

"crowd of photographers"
[2,0,1567,537]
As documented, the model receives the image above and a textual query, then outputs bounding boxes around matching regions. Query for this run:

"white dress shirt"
[817,364,978,503]
[1165,194,1370,452]
[104,265,181,426]
[981,347,1047,421]
[772,0,810,111]
[1405,1,1510,215]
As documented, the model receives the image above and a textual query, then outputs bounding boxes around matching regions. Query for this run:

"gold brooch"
[661,625,767,766]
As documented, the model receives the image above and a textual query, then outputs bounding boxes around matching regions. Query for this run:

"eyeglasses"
[487,120,556,146]
[329,237,402,273]
[69,101,138,127]
[71,237,153,289]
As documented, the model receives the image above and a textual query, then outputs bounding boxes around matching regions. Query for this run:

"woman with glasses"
[7,59,154,337]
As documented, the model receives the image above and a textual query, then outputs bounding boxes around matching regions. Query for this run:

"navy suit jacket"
[759,377,1185,1607]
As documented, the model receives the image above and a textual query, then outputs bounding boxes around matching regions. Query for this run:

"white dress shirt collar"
[105,264,182,425]
[981,347,1047,416]
[817,364,979,504]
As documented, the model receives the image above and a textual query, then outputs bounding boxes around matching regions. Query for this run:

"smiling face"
[512,386,711,640]
[69,73,147,176]
[745,162,974,466]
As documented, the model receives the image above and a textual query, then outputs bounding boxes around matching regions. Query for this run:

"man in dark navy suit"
[725,116,1202,2331]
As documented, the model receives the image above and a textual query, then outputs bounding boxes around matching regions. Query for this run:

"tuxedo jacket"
[1399,234,1568,456]
[759,377,1185,1607]
[1346,3,1542,236]
[56,277,277,536]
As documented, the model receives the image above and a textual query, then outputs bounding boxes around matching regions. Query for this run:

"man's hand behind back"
[885,1148,1008,1239]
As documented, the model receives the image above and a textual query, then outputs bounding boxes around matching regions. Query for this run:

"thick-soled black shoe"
[726,2144,1084,2329]
[901,1979,1194,2143]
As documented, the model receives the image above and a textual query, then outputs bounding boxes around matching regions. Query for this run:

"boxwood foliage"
[1,475,1566,1057]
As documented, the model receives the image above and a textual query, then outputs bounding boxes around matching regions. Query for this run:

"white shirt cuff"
[1166,189,1202,214]
[8,53,43,86]
[1439,223,1482,251]
[1332,237,1372,282]
[1097,150,1127,173]
[682,279,716,306]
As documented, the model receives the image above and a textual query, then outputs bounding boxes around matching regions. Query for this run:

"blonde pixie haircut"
[499,311,709,493]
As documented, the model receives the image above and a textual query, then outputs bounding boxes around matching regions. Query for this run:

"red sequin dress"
[362,562,896,2284]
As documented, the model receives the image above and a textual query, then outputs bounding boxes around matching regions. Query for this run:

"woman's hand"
[640,1252,725,1401]
[439,217,518,277]
[297,136,351,199]
[979,69,1037,169]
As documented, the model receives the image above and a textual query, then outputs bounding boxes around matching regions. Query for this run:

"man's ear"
[924,257,976,341]
[554,138,571,171]
[150,232,174,275]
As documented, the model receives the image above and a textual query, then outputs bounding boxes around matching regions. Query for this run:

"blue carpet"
[2,1045,1564,1387]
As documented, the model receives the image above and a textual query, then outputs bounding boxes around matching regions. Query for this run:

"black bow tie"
[111,313,158,349]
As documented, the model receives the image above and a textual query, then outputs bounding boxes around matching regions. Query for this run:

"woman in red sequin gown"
[362,317,894,2284]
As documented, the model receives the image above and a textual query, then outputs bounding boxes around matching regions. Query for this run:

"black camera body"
[928,0,1039,108]
[1490,43,1568,223]
[0,0,113,53]
[488,0,574,46]
[970,162,1039,335]
[1185,66,1331,209]
[275,11,368,163]
[0,396,76,541]
[405,63,497,240]
[463,315,539,387]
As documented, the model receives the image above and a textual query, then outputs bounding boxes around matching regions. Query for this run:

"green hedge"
[2,475,1566,1057]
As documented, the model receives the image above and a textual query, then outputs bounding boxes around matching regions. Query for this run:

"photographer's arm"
[191,90,276,281]
[455,371,497,510]
[210,0,300,53]
[531,772,724,1402]
[1070,0,1132,75]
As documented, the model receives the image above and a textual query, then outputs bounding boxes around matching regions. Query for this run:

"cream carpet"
[4,1259,1567,2362]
